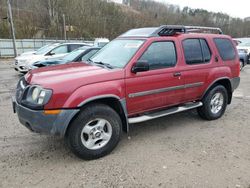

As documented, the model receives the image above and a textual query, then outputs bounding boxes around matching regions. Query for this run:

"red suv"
[13,25,240,160]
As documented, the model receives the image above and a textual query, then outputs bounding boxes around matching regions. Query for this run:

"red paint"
[25,33,240,116]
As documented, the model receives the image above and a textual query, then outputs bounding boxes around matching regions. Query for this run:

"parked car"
[94,38,109,47]
[26,46,101,71]
[19,43,54,57]
[236,38,250,63]
[13,25,240,160]
[238,49,248,70]
[14,43,90,73]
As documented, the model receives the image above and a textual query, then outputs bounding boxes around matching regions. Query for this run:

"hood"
[33,59,66,67]
[20,51,36,56]
[25,62,124,91]
[237,46,250,51]
[16,54,45,64]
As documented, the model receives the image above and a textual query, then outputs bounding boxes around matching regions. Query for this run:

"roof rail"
[185,26,223,34]
[154,25,223,36]
[119,25,223,38]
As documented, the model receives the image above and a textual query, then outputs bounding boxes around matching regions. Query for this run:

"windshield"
[238,42,250,47]
[90,39,144,68]
[63,48,85,61]
[35,44,60,55]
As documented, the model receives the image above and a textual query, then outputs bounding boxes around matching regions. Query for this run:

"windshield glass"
[90,39,144,68]
[238,42,250,47]
[35,44,60,55]
[63,48,85,61]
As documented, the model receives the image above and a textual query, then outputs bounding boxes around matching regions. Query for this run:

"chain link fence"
[0,38,94,57]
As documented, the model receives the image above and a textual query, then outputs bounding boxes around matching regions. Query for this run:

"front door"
[125,39,185,116]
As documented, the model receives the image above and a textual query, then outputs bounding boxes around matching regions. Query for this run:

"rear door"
[125,38,186,115]
[181,38,214,101]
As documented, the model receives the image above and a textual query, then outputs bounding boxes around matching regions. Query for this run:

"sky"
[156,0,249,19]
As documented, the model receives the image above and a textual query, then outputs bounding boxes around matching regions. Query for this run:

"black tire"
[66,103,122,160]
[197,85,228,120]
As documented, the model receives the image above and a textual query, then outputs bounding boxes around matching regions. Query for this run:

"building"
[245,17,250,22]
[106,0,130,6]
[107,0,123,4]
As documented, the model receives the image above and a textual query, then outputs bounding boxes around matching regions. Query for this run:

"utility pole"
[7,0,17,57]
[62,14,66,41]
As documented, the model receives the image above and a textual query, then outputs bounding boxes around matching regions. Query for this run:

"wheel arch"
[202,78,233,104]
[65,95,129,137]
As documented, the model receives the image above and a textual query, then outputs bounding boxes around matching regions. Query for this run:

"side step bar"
[128,102,203,124]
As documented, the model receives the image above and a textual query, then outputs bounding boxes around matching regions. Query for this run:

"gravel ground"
[0,59,250,188]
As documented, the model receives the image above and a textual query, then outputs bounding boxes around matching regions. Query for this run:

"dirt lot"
[0,59,250,188]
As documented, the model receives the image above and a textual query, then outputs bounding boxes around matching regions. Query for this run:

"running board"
[128,102,203,124]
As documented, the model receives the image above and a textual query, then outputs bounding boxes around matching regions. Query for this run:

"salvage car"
[238,49,248,70]
[14,43,90,73]
[26,46,101,71]
[236,38,250,63]
[18,43,54,57]
[13,25,240,160]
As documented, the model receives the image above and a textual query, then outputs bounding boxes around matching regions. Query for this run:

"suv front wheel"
[197,85,228,120]
[66,104,122,160]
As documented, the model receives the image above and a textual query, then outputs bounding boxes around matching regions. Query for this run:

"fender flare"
[76,94,129,132]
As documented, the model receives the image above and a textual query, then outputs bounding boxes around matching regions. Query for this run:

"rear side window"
[182,39,211,65]
[139,41,177,70]
[214,38,236,61]
[68,44,83,52]
[50,45,68,54]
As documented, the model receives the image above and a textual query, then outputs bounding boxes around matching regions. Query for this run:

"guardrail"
[0,39,94,57]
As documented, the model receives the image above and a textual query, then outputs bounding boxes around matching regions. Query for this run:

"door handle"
[173,72,181,77]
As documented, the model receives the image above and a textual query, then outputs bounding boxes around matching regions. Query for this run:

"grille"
[15,78,28,104]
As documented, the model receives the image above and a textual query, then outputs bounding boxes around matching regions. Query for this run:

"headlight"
[22,86,52,109]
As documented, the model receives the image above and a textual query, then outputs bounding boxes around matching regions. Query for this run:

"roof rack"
[155,25,223,36]
[120,25,223,38]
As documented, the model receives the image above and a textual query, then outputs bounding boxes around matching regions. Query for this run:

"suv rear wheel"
[66,104,122,160]
[197,85,228,120]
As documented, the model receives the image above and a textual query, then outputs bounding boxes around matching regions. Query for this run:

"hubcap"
[210,92,224,114]
[80,118,112,150]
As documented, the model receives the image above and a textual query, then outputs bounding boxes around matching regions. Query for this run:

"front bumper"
[12,97,79,137]
[14,62,29,73]
[230,77,240,91]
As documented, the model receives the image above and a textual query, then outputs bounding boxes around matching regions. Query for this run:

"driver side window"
[50,45,68,55]
[139,41,177,70]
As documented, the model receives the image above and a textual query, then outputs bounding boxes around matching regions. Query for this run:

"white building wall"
[107,0,123,4]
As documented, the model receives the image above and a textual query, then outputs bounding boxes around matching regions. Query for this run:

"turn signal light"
[44,109,61,115]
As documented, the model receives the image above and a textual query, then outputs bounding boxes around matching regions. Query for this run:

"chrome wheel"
[210,92,224,114]
[80,118,112,150]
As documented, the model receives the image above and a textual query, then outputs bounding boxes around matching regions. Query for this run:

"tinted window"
[183,39,211,64]
[139,41,177,70]
[200,39,211,62]
[50,45,68,54]
[68,44,83,52]
[183,39,203,64]
[214,38,236,61]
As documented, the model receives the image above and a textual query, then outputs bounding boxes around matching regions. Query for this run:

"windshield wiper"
[92,60,114,69]
[87,59,114,69]
[87,58,93,63]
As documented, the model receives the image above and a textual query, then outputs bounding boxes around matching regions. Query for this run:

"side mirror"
[131,60,149,73]
[46,51,55,56]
